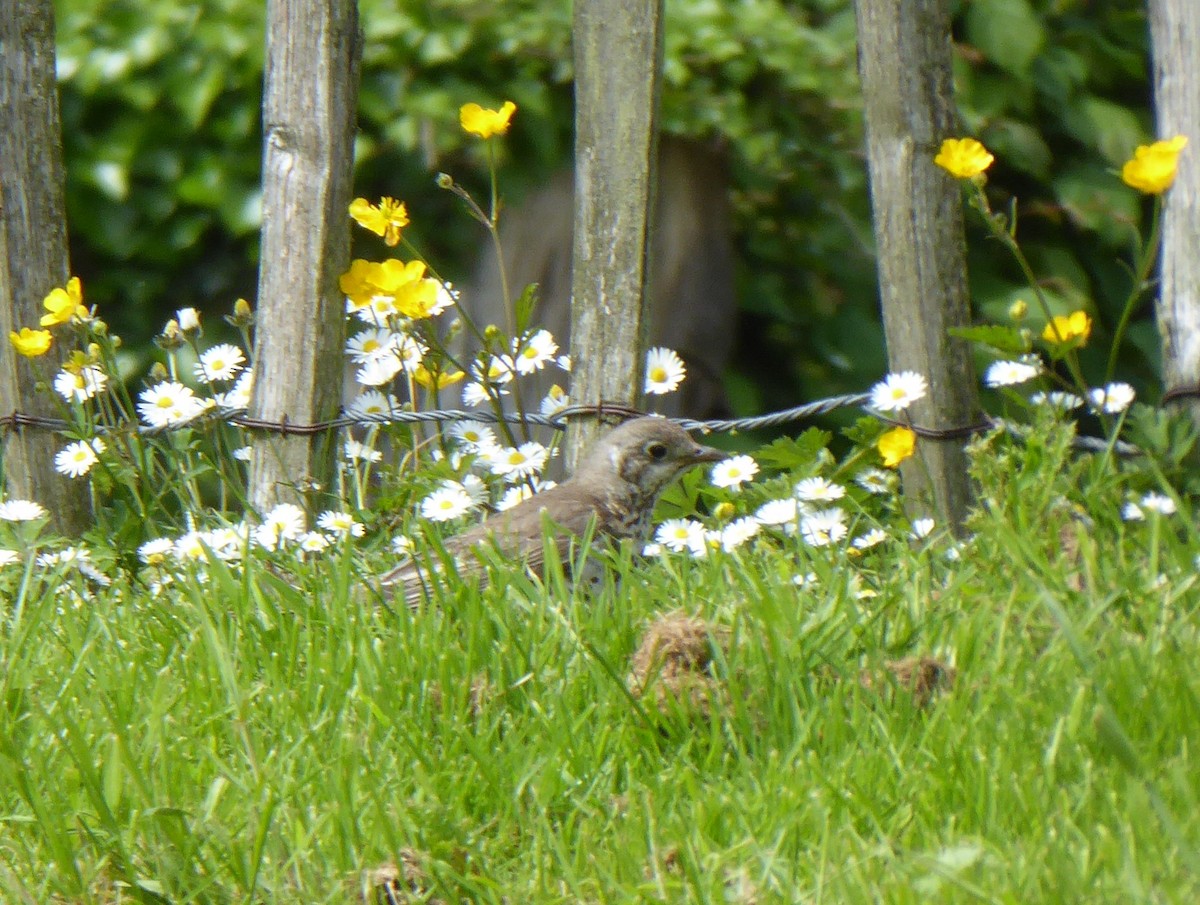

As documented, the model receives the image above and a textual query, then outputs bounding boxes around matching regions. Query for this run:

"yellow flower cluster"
[1041,310,1091,346]
[1121,136,1187,194]
[935,138,994,179]
[877,426,916,468]
[937,134,1189,197]
[460,101,517,139]
[9,276,93,358]
[349,196,409,246]
[339,258,443,320]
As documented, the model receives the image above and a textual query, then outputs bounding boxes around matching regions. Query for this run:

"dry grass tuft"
[628,611,729,719]
[861,655,957,707]
[363,849,439,904]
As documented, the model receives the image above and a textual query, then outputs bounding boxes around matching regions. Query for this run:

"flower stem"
[1106,195,1162,384]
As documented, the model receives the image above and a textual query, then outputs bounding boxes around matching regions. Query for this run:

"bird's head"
[579,416,728,498]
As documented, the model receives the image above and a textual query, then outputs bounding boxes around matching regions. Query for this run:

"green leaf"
[965,0,1046,76]
[513,282,540,336]
[842,416,886,448]
[1053,164,1141,246]
[947,324,1030,355]
[752,428,831,471]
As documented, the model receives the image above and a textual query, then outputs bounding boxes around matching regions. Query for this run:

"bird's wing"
[381,484,603,609]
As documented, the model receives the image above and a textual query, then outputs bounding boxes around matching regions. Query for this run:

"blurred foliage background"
[53,0,1156,419]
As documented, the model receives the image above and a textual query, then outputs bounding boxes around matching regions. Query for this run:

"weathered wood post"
[853,0,978,529]
[1149,0,1200,423]
[248,0,360,512]
[566,0,665,468]
[0,0,90,533]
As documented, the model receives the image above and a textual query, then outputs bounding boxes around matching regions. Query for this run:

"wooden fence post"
[1149,0,1200,423]
[0,0,89,534]
[248,0,360,512]
[854,0,978,529]
[566,0,664,468]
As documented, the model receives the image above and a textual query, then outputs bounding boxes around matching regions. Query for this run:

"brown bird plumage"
[381,417,727,607]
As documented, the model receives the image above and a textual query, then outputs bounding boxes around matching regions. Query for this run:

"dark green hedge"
[53,0,1154,411]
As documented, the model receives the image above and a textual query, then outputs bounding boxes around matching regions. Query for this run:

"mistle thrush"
[381,416,727,607]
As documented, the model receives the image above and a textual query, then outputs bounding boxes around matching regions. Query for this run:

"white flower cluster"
[640,453,916,559]
[983,352,1137,417]
[412,423,561,525]
[135,505,367,567]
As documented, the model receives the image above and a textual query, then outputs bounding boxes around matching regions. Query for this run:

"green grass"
[2,432,1199,903]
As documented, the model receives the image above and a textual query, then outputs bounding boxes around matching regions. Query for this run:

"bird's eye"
[647,442,668,460]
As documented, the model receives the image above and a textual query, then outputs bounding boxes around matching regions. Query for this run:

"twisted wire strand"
[0,391,1143,456]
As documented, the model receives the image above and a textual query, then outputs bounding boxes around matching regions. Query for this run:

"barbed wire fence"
[0,389,1147,457]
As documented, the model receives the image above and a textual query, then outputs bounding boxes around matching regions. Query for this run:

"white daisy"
[540,384,570,416]
[496,484,535,511]
[298,531,332,554]
[489,442,549,482]
[346,328,399,363]
[317,510,365,537]
[855,468,897,495]
[355,354,405,388]
[794,476,846,503]
[0,549,21,568]
[910,517,935,540]
[755,497,800,529]
[174,531,210,561]
[344,439,383,463]
[350,292,397,325]
[1121,501,1145,522]
[719,517,760,552]
[214,370,254,409]
[392,535,414,555]
[1087,382,1136,414]
[447,421,496,452]
[984,359,1040,388]
[475,354,517,386]
[710,454,758,489]
[54,366,108,402]
[1141,492,1176,516]
[176,307,201,332]
[421,485,474,522]
[852,528,888,550]
[514,329,559,375]
[644,347,686,395]
[1030,390,1083,411]
[194,343,246,383]
[137,381,207,427]
[459,475,490,506]
[0,499,48,521]
[54,439,103,478]
[800,508,847,547]
[463,381,504,408]
[205,527,247,560]
[556,354,573,372]
[254,503,306,549]
[870,371,928,413]
[431,479,484,513]
[138,538,175,564]
[654,518,707,555]
[348,389,400,417]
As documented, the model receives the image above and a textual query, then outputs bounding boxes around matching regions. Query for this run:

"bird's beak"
[689,442,728,464]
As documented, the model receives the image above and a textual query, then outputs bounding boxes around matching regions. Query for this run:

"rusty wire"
[0,389,1144,456]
